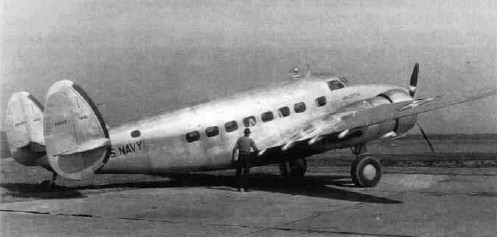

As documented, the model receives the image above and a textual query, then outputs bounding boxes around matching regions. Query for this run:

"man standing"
[232,128,258,192]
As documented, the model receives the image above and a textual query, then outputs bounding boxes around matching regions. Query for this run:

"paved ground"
[1,158,496,236]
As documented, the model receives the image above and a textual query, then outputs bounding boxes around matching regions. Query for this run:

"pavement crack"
[0,209,51,215]
[0,209,265,231]
[0,209,98,219]
[270,227,417,237]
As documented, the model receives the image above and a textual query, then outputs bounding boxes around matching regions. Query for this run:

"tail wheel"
[351,155,382,187]
[279,158,307,180]
[40,180,55,191]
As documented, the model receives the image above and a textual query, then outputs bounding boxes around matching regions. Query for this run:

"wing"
[275,87,496,151]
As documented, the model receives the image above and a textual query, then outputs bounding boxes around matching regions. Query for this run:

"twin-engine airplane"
[5,63,496,190]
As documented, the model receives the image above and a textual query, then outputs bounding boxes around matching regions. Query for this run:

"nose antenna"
[288,50,311,80]
[304,49,311,77]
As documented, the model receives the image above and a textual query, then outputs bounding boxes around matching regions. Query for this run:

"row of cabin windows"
[185,96,328,143]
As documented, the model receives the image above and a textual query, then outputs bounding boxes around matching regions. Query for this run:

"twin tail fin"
[43,80,111,179]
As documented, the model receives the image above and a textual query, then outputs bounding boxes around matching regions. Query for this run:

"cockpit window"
[327,80,345,91]
[338,76,348,85]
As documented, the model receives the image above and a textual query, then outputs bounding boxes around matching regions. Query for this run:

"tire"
[351,156,382,187]
[279,158,307,180]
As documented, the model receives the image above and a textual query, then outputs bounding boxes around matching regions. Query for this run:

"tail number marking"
[110,141,143,158]
[14,121,28,127]
[55,120,70,126]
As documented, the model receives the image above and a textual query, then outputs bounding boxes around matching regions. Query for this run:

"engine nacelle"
[379,89,417,135]
[341,89,417,144]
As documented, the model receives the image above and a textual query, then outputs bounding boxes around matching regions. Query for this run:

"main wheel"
[350,156,382,187]
[279,158,307,180]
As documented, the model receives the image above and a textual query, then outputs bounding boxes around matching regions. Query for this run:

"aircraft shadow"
[207,173,402,204]
[1,173,401,204]
[1,183,86,200]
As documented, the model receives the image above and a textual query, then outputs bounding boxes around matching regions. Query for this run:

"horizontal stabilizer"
[54,138,110,156]
[44,80,111,179]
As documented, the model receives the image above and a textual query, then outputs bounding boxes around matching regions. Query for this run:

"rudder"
[44,80,111,179]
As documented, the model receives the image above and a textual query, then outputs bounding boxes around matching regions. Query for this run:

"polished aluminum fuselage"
[100,76,406,174]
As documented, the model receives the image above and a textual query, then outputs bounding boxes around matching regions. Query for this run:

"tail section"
[44,80,111,179]
[5,92,46,166]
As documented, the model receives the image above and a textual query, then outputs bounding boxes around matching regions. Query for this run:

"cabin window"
[225,121,238,133]
[328,80,345,91]
[243,116,256,127]
[205,126,219,137]
[261,111,274,122]
[186,131,200,143]
[294,102,306,113]
[315,96,327,107]
[130,130,141,138]
[278,106,290,117]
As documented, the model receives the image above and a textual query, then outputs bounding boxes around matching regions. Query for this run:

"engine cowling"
[378,89,417,135]
[342,89,417,143]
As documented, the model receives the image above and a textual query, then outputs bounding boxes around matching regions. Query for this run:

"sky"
[1,0,496,134]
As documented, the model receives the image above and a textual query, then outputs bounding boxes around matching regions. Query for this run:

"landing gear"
[350,145,382,187]
[41,172,58,191]
[279,158,307,180]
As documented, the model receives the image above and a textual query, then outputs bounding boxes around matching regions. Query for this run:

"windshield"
[327,79,345,91]
[338,76,349,85]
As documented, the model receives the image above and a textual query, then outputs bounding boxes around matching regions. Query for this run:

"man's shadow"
[1,172,401,204]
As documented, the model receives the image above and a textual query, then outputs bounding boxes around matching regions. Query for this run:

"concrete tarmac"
[1,167,496,237]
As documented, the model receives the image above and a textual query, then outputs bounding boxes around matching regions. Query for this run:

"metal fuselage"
[99,76,409,174]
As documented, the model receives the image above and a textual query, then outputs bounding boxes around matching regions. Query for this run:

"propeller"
[416,122,435,153]
[409,63,419,97]
[407,63,434,152]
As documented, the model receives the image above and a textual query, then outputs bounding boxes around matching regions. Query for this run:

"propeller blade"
[409,63,419,97]
[417,122,435,153]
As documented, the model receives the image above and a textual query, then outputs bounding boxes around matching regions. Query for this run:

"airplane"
[4,63,496,190]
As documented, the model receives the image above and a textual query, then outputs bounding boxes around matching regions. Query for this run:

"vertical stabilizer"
[44,80,111,179]
[5,92,46,165]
